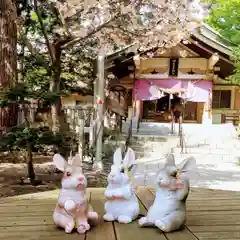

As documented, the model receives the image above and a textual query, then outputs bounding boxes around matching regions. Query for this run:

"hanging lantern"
[97,99,103,104]
[97,97,103,104]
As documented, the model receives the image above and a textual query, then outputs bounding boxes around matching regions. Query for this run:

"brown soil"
[0,152,109,198]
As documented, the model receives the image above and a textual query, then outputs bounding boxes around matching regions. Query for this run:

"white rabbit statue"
[52,153,98,234]
[139,154,196,232]
[103,147,140,224]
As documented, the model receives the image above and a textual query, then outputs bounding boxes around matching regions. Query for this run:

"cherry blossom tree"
[57,0,210,53]
[17,0,209,133]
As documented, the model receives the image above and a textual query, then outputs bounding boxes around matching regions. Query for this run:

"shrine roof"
[104,23,236,80]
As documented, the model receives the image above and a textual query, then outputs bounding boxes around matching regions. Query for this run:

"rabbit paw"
[77,222,90,234]
[155,220,169,232]
[64,200,76,212]
[103,213,115,221]
[118,215,132,224]
[139,217,148,226]
[104,191,113,198]
[112,194,125,200]
[65,222,74,233]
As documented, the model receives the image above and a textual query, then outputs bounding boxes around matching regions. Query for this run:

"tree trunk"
[26,143,35,181]
[0,0,18,131]
[50,43,61,134]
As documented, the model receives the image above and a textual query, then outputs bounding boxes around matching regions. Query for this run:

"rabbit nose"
[110,174,115,178]
[78,176,84,181]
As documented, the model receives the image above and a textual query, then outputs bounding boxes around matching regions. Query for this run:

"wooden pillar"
[135,100,141,119]
[197,103,204,123]
[134,100,141,131]
[202,89,212,125]
[95,53,105,171]
[128,107,133,120]
[77,119,85,161]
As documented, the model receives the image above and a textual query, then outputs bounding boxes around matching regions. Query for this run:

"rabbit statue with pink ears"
[52,153,98,234]
[103,147,140,224]
[139,154,196,232]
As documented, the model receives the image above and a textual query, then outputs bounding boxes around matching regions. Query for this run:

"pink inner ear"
[53,154,66,171]
[71,154,82,167]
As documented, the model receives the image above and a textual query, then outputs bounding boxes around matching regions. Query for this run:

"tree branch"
[61,14,120,50]
[21,35,51,73]
[33,0,55,62]
[17,13,51,74]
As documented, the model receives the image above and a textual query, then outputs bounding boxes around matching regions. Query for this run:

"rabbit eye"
[66,172,71,177]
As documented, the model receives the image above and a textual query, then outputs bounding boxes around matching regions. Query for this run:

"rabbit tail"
[87,211,98,225]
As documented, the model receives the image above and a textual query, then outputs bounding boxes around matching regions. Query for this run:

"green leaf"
[205,0,240,81]
[31,12,38,21]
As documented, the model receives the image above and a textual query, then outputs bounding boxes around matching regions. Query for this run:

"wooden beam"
[208,53,220,69]
[189,38,233,64]
[137,73,207,80]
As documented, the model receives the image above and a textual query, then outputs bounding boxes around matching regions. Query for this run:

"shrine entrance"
[183,102,198,122]
[142,94,198,123]
[134,79,211,124]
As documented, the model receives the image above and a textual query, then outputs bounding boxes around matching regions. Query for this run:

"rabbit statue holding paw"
[104,147,140,224]
[52,154,98,234]
[139,154,196,232]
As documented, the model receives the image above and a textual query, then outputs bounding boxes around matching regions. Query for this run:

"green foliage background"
[205,0,240,83]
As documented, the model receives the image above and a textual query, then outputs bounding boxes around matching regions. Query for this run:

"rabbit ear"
[53,154,66,171]
[178,156,196,172]
[123,147,136,169]
[72,154,82,167]
[165,153,176,166]
[113,147,122,166]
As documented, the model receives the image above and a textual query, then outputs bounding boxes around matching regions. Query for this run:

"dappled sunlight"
[129,121,240,192]
[191,180,240,192]
[135,164,240,192]
[0,0,239,238]
[2,189,59,201]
